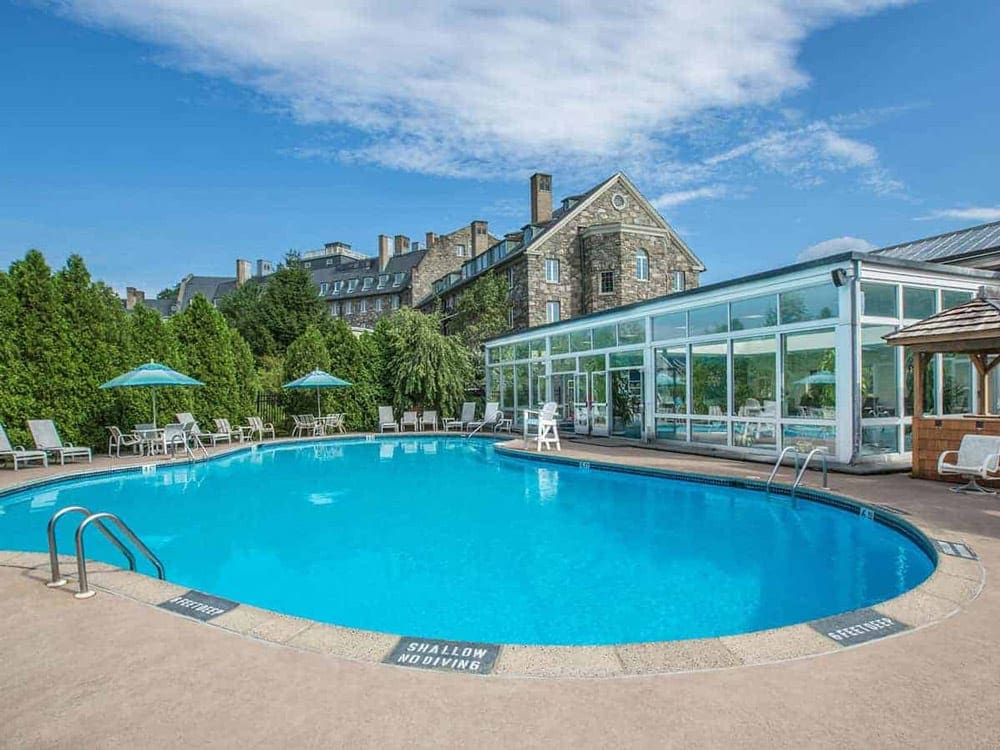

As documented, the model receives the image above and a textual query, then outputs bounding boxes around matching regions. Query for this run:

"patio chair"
[467,402,500,434]
[378,406,399,433]
[443,402,475,431]
[400,411,419,431]
[248,416,276,441]
[0,423,48,470]
[937,434,1000,493]
[106,425,143,458]
[325,413,346,434]
[215,418,252,443]
[176,412,229,446]
[27,420,92,465]
[419,410,438,431]
[292,414,321,437]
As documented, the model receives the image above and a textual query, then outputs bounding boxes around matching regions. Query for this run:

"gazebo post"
[912,351,925,477]
[971,354,989,416]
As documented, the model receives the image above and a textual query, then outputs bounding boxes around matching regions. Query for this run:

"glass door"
[610,369,644,439]
[590,371,609,436]
[574,373,589,434]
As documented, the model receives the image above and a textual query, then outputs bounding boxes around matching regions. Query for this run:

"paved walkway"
[1,439,998,748]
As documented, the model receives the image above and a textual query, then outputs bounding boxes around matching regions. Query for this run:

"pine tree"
[283,324,331,416]
[321,318,379,430]
[449,271,512,392]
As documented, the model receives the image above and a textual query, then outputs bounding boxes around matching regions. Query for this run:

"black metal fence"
[255,392,287,431]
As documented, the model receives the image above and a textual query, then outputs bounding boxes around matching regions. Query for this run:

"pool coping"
[0,433,986,679]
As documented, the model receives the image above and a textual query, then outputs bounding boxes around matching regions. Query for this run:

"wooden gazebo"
[885,286,1000,481]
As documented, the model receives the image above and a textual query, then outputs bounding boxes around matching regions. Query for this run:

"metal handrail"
[46,506,136,587]
[765,447,797,493]
[792,448,829,494]
[74,512,165,599]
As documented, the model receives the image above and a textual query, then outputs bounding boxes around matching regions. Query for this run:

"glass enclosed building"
[484,252,1000,466]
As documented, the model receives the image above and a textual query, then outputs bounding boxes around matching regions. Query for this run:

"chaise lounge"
[0,423,49,470]
[27,419,92,465]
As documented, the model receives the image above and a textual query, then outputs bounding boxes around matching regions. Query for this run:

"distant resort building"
[483,220,1000,468]
[126,172,706,332]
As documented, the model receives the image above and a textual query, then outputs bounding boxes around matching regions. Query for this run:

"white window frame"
[344,300,353,314]
[673,270,686,292]
[546,300,561,323]
[545,258,560,284]
[636,249,649,281]
[375,296,383,312]
[359,298,367,312]
[318,282,328,296]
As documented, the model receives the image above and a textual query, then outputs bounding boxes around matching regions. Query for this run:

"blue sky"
[1,0,998,295]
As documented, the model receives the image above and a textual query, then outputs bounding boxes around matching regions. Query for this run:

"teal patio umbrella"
[282,369,352,417]
[99,361,204,427]
[795,370,836,386]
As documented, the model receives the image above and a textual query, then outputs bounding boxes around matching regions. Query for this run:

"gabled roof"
[884,289,1000,352]
[178,275,237,310]
[871,221,1000,264]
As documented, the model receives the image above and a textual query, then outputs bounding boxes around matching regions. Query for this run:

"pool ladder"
[46,506,165,599]
[766,446,829,495]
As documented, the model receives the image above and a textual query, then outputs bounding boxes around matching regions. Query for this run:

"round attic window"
[611,192,628,211]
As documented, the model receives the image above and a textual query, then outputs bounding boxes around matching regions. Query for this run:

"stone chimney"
[125,287,145,310]
[394,234,410,256]
[378,235,392,270]
[236,259,251,288]
[530,173,553,224]
[470,220,489,258]
[411,241,420,253]
[425,231,437,249]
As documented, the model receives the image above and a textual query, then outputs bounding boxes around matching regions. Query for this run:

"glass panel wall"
[592,324,617,350]
[782,329,836,419]
[654,346,687,414]
[942,290,973,309]
[861,282,898,318]
[780,284,838,324]
[514,364,529,413]
[618,319,646,346]
[652,312,686,341]
[731,295,778,331]
[903,286,936,320]
[861,326,898,417]
[570,329,592,352]
[689,304,729,336]
[904,351,936,416]
[942,354,972,414]
[550,334,570,356]
[733,337,776,417]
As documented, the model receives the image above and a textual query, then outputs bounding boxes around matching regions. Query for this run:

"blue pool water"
[0,438,933,645]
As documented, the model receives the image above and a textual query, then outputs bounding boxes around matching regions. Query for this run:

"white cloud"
[916,206,1000,223]
[42,0,911,180]
[653,186,725,209]
[798,236,874,261]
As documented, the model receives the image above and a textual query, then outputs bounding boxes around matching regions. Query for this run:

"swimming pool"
[0,438,934,645]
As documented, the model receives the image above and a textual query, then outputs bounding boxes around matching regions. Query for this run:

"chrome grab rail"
[46,506,136,587]
[73,512,165,599]
[792,448,829,494]
[765,447,798,493]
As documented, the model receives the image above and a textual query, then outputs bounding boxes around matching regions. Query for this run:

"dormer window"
[326,258,334,266]
[377,274,389,288]
[333,280,343,294]
[303,261,311,268]
[318,282,328,296]
[393,273,405,285]
[363,276,374,290]
[348,278,359,292]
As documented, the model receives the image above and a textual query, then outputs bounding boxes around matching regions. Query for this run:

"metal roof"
[870,221,1000,263]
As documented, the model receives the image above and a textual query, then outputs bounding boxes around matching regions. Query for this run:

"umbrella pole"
[152,388,158,429]
[316,387,321,418]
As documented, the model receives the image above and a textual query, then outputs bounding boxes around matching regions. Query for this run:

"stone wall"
[411,226,474,305]
[330,291,405,328]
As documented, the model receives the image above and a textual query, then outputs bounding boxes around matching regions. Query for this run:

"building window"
[326,258,334,266]
[391,295,400,310]
[360,298,367,312]
[377,274,389,289]
[456,244,466,258]
[333,280,343,294]
[393,273,405,285]
[362,276,374,290]
[508,307,515,327]
[348,279,359,292]
[546,301,561,323]
[636,249,649,281]
[600,271,615,295]
[545,258,560,283]
[318,282,328,296]
[375,296,383,312]
[344,300,353,314]
[506,267,514,292]
[332,302,340,316]
[673,271,685,292]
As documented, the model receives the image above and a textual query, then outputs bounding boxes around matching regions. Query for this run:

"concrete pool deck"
[1,436,998,747]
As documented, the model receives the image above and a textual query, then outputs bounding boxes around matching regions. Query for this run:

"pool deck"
[1,435,998,748]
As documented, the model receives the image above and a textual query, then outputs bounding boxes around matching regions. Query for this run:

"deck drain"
[159,590,239,621]
[809,608,909,646]
[934,539,977,560]
[385,636,500,675]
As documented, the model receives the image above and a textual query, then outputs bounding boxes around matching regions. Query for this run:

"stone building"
[417,172,706,331]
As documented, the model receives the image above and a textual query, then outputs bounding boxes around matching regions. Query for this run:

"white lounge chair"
[379,406,399,432]
[400,411,419,431]
[247,416,275,441]
[937,434,1000,493]
[27,420,92,465]
[176,413,229,446]
[215,418,252,443]
[420,410,438,431]
[467,402,500,434]
[443,402,475,431]
[106,425,143,458]
[0,424,48,470]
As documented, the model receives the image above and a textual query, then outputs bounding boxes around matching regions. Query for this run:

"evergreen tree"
[228,325,260,423]
[170,295,241,424]
[283,324,331,416]
[120,303,193,428]
[321,318,379,430]
[257,262,326,352]
[217,281,278,357]
[0,269,33,446]
[373,308,471,415]
[449,271,512,392]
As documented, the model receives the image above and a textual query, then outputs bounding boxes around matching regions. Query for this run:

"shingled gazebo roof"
[884,287,1000,353]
